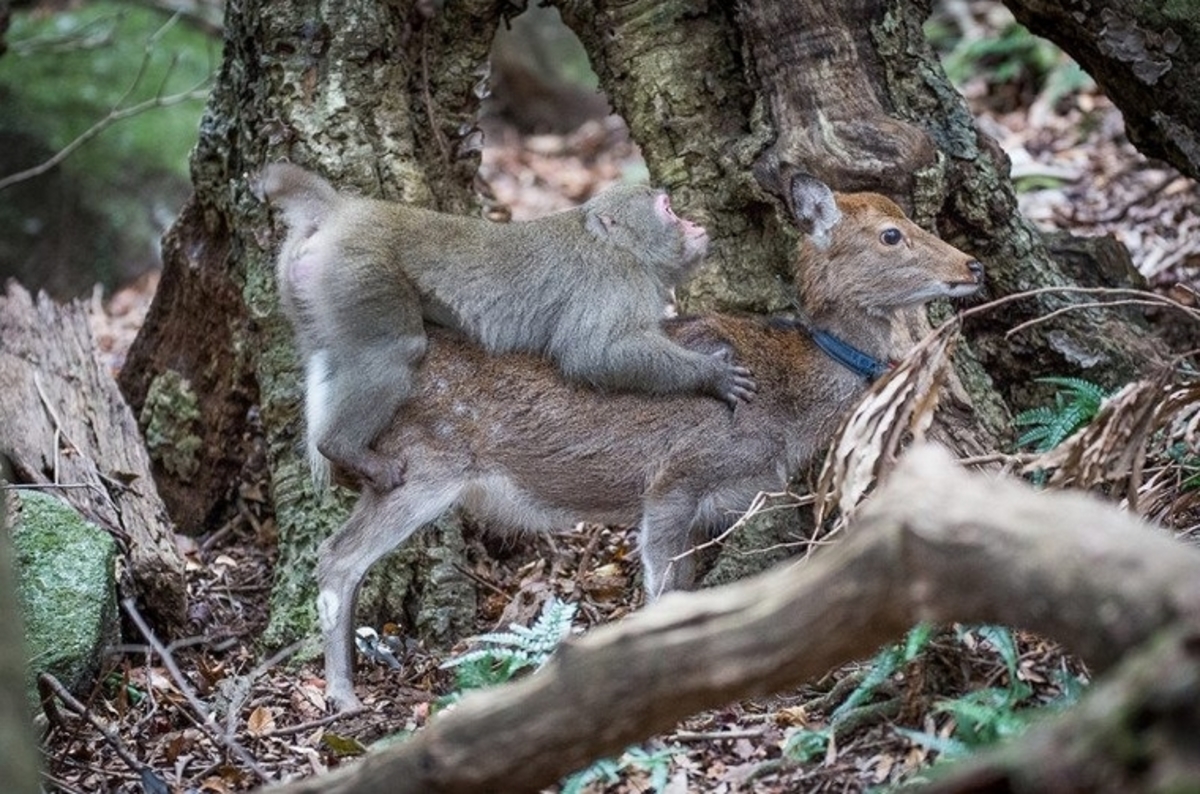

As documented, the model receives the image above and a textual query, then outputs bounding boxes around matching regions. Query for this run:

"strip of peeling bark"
[260,445,1200,794]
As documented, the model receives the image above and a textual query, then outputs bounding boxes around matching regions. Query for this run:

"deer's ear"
[787,173,840,250]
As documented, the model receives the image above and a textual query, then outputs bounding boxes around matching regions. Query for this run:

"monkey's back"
[326,197,667,357]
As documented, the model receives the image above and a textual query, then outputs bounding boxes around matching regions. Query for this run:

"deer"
[309,173,985,711]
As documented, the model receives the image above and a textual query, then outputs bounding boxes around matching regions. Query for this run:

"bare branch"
[0,11,212,192]
[958,285,1200,327]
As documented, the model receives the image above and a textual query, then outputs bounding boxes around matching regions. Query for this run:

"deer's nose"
[967,260,985,281]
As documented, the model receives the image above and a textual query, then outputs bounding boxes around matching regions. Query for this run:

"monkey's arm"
[562,329,756,407]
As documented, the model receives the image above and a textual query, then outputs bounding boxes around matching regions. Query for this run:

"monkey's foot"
[357,456,406,493]
[724,365,757,405]
[326,448,406,493]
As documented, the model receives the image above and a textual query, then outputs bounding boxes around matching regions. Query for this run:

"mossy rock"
[9,490,119,706]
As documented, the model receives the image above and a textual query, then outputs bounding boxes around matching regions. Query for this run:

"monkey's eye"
[880,227,904,246]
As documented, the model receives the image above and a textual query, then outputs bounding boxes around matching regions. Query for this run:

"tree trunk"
[117,197,254,537]
[119,0,502,647]
[258,446,1200,794]
[1005,0,1200,181]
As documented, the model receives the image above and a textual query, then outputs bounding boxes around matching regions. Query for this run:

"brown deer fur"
[314,174,984,711]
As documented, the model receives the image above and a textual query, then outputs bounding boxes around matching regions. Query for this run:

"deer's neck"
[804,306,893,368]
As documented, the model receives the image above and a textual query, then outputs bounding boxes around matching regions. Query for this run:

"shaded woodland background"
[1,0,1199,791]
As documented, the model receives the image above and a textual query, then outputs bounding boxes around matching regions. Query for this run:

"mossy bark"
[0,465,41,794]
[9,491,119,705]
[247,0,497,648]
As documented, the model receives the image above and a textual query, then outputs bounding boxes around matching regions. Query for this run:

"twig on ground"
[263,707,372,739]
[957,452,1039,470]
[672,728,767,742]
[37,673,146,777]
[454,563,511,601]
[252,639,308,678]
[572,525,606,598]
[121,597,274,783]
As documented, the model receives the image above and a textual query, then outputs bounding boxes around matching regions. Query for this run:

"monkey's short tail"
[256,162,339,231]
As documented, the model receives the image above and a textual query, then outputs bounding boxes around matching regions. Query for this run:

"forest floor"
[44,33,1200,794]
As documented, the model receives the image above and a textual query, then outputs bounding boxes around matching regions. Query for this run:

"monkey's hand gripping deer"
[311,172,984,712]
[259,164,757,493]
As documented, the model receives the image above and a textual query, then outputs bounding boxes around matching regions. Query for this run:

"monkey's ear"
[787,173,840,250]
[584,210,617,240]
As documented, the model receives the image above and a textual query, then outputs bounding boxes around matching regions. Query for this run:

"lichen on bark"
[139,369,203,483]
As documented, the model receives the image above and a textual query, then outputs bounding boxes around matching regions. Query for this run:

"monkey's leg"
[315,334,426,492]
[638,489,703,601]
[317,478,463,712]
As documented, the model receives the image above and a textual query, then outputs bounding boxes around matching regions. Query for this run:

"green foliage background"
[0,2,216,295]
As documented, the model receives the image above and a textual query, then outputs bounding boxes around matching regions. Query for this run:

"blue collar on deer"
[808,328,892,381]
[770,313,892,382]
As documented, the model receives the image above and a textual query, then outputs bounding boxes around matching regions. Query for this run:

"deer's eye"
[880,227,903,246]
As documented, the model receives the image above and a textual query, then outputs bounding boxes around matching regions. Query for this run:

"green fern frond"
[1012,376,1113,453]
[1012,405,1057,426]
[561,745,680,793]
[441,598,578,692]
[1015,426,1053,449]
[1035,376,1110,403]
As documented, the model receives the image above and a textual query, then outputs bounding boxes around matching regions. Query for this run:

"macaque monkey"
[315,172,986,711]
[258,163,756,491]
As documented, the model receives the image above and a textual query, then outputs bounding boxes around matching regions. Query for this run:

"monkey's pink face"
[656,193,709,263]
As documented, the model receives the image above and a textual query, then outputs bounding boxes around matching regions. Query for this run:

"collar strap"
[809,328,892,381]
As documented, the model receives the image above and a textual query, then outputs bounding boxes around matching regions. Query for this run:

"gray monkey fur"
[259,163,756,491]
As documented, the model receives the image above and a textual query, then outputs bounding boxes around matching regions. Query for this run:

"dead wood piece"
[0,283,186,630]
[259,445,1200,794]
